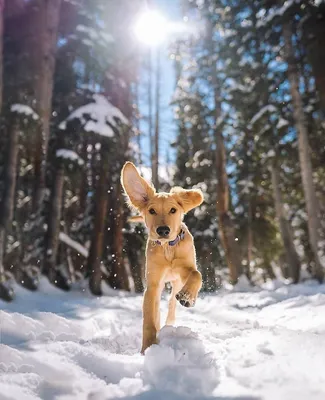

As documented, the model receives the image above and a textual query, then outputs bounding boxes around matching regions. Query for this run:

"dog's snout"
[156,225,170,238]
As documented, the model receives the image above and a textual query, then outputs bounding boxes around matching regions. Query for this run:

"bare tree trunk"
[0,119,19,301]
[45,164,70,291]
[265,262,276,281]
[135,80,142,165]
[125,231,145,293]
[205,250,216,292]
[147,48,154,178]
[215,125,242,285]
[271,160,301,283]
[283,21,324,282]
[78,139,88,214]
[302,10,325,114]
[246,198,253,282]
[32,0,62,211]
[45,163,69,290]
[207,20,242,284]
[152,48,160,188]
[4,0,25,18]
[0,0,5,285]
[109,187,131,291]
[129,254,144,293]
[0,0,4,112]
[87,148,110,296]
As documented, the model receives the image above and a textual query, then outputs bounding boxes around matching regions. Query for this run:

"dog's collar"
[155,229,185,247]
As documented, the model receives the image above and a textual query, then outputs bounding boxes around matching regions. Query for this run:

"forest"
[1,0,325,302]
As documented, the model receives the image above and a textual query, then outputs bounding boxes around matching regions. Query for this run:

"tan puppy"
[121,162,204,354]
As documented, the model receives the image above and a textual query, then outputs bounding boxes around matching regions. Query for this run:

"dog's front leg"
[141,283,161,354]
[174,266,202,308]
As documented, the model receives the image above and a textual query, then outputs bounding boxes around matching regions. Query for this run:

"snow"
[59,232,89,258]
[256,0,301,28]
[276,117,289,129]
[304,104,314,113]
[1,279,325,399]
[59,94,128,137]
[250,105,277,125]
[56,149,84,166]
[226,79,253,94]
[10,104,39,120]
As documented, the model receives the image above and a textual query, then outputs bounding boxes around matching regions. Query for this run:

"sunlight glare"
[134,10,168,46]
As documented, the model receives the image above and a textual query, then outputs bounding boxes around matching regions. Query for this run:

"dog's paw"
[176,290,196,308]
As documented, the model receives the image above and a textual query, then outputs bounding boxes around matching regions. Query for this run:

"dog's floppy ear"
[170,186,204,213]
[121,162,155,210]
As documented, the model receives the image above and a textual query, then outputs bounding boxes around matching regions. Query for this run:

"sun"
[134,10,168,46]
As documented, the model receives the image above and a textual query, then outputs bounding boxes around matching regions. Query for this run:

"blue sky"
[138,0,181,167]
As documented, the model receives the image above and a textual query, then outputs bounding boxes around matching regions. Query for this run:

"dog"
[121,162,204,354]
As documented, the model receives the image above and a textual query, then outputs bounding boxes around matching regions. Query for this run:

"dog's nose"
[156,226,170,238]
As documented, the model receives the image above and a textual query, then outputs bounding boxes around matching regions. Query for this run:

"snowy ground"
[1,279,325,400]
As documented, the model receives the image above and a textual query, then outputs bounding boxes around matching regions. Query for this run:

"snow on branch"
[59,94,128,137]
[250,105,277,125]
[10,104,39,120]
[56,149,84,166]
[276,118,289,129]
[257,0,302,28]
[59,232,89,258]
[226,78,254,94]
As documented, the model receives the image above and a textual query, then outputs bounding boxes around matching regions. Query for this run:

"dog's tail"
[128,215,144,223]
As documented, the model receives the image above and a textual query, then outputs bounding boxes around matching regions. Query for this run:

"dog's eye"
[149,208,156,215]
[170,208,177,214]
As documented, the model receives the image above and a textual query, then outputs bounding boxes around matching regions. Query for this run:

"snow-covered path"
[1,280,325,400]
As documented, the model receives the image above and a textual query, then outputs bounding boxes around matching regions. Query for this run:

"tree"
[59,94,131,295]
[206,17,242,284]
[282,19,324,281]
[271,156,301,283]
[302,4,325,114]
[31,0,62,212]
[45,148,84,290]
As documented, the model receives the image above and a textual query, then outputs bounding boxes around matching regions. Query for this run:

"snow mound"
[143,326,219,397]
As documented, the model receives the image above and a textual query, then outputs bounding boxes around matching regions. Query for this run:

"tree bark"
[205,250,217,292]
[31,0,62,211]
[152,48,160,188]
[207,20,242,284]
[127,247,144,293]
[0,0,5,282]
[0,119,19,299]
[246,198,253,282]
[283,21,324,282]
[0,0,4,112]
[135,80,142,165]
[265,262,276,281]
[4,0,25,19]
[78,139,89,214]
[271,160,301,283]
[45,163,64,275]
[109,187,131,291]
[302,9,325,114]
[147,48,154,178]
[87,148,110,296]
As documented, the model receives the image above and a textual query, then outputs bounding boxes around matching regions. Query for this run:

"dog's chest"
[163,245,176,263]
